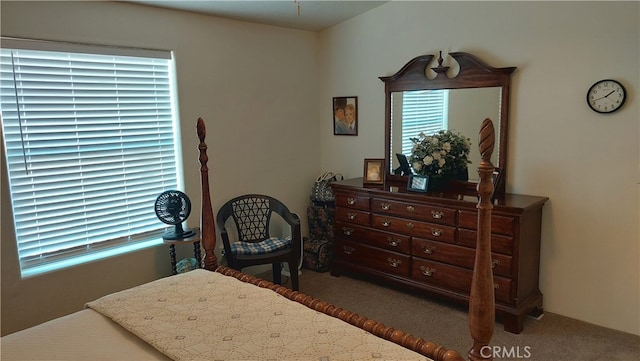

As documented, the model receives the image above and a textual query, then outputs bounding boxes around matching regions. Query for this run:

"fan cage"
[154,190,195,240]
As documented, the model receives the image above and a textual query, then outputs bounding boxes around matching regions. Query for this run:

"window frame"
[0,37,184,278]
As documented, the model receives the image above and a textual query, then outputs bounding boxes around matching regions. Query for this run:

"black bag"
[310,172,343,205]
[307,204,334,243]
[303,239,334,272]
[302,204,335,272]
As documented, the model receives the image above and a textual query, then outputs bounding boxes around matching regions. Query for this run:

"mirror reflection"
[390,87,502,181]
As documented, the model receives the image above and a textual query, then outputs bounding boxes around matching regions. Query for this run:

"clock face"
[587,79,626,113]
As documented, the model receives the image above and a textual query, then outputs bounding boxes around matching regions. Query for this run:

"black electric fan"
[154,190,195,240]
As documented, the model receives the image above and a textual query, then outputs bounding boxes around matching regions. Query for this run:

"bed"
[1,117,498,361]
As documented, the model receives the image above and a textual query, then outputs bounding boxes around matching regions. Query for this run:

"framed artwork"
[363,158,384,185]
[393,153,412,176]
[407,174,429,193]
[492,167,504,200]
[492,168,502,185]
[333,96,358,136]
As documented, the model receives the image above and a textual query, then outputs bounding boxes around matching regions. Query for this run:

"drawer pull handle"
[347,197,356,205]
[422,246,435,255]
[381,202,390,210]
[387,258,402,268]
[420,266,435,276]
[430,228,442,237]
[491,259,500,269]
[388,238,399,247]
[343,246,355,255]
[406,222,414,229]
[406,205,415,213]
[347,212,357,220]
[342,227,354,236]
[431,210,444,219]
[494,284,500,290]
[382,219,391,227]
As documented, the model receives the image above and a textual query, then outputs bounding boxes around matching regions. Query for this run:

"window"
[400,89,448,155]
[1,38,181,277]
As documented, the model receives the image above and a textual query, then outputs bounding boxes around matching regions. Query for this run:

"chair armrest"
[286,213,302,253]
[217,227,234,257]
[281,211,300,227]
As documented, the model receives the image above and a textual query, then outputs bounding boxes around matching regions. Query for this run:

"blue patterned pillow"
[230,236,292,255]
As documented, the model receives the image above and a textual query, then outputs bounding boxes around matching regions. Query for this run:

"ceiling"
[125,1,388,32]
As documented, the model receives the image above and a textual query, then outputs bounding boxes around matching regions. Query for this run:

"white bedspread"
[1,308,171,361]
[86,269,431,361]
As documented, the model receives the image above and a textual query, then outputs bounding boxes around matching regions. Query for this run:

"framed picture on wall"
[363,158,384,185]
[333,96,358,136]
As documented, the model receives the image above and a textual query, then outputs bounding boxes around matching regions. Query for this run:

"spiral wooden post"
[468,118,496,361]
[197,118,219,271]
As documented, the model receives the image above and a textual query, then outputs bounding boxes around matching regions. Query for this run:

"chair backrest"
[217,194,294,244]
[230,196,271,242]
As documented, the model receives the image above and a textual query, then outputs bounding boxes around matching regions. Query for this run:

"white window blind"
[401,89,448,155]
[1,39,180,277]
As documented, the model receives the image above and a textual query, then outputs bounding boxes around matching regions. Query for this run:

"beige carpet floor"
[260,269,639,361]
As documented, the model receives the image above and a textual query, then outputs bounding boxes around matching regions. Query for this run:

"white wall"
[1,0,320,335]
[318,1,639,335]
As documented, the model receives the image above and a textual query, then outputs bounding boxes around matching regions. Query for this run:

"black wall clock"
[586,79,626,114]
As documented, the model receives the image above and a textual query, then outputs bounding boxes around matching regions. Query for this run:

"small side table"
[163,227,202,275]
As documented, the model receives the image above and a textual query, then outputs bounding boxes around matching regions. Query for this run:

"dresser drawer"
[372,214,456,243]
[363,228,411,253]
[412,238,512,277]
[457,228,513,256]
[458,211,515,236]
[411,259,512,303]
[335,221,368,243]
[335,192,370,211]
[335,207,370,226]
[335,240,410,277]
[335,221,410,253]
[372,198,457,225]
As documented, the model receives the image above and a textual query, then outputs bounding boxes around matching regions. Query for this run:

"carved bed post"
[469,118,497,361]
[197,118,218,271]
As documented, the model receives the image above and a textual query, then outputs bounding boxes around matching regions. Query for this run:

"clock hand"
[593,90,616,101]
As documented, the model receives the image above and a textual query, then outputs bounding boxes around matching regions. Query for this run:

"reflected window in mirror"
[391,87,502,178]
[396,90,448,157]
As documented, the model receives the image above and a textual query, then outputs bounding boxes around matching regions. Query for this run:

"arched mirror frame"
[380,52,516,196]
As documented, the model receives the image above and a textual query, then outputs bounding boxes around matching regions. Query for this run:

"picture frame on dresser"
[363,158,384,185]
[492,167,504,200]
[407,174,429,192]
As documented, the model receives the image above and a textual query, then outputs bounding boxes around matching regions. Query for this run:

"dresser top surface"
[332,177,548,212]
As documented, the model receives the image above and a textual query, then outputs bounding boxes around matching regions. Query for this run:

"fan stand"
[163,223,195,240]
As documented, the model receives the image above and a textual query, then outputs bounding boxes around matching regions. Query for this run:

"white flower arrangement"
[408,130,472,184]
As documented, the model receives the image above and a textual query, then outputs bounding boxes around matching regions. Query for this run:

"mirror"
[380,52,516,195]
[390,87,502,173]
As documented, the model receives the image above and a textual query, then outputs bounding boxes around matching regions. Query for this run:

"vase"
[427,167,468,192]
[454,167,469,182]
[427,177,445,192]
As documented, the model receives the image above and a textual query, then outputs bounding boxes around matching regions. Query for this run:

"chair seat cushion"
[230,236,292,255]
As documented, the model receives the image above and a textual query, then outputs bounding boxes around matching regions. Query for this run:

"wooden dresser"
[331,177,548,333]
